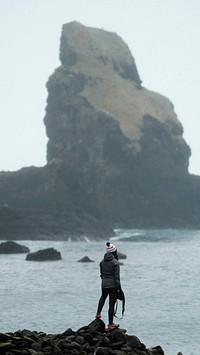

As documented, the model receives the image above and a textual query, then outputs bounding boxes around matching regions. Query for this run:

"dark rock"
[0,22,200,240]
[21,350,29,355]
[0,241,30,254]
[107,328,126,345]
[117,252,127,260]
[0,341,15,350]
[52,345,64,355]
[26,247,61,261]
[62,328,76,337]
[31,341,42,352]
[126,334,146,350]
[78,256,94,262]
[150,345,165,354]
[0,333,13,342]
[0,322,166,354]
[88,318,106,333]
[94,347,110,355]
[0,201,114,241]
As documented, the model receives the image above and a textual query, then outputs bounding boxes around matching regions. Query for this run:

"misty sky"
[1,0,200,174]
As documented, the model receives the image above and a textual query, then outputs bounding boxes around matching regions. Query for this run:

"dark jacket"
[100,252,120,288]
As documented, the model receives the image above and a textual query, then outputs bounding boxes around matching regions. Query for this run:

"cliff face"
[43,21,196,226]
[0,21,200,239]
[45,21,190,178]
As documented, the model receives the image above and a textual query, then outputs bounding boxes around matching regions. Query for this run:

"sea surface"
[1,229,200,355]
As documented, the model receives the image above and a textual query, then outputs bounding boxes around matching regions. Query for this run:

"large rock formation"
[0,21,200,239]
[45,21,190,178]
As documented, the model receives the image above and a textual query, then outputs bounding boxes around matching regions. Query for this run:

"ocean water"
[1,229,200,355]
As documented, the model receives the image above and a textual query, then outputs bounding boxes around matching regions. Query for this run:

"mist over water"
[1,229,200,355]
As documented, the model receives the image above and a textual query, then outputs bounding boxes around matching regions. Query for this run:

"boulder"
[0,241,30,254]
[0,322,166,354]
[117,252,127,259]
[26,247,61,261]
[78,256,94,262]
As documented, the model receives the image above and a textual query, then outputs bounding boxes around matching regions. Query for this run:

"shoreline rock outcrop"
[0,320,165,355]
[0,21,200,240]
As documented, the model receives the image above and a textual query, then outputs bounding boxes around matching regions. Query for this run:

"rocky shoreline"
[0,319,165,355]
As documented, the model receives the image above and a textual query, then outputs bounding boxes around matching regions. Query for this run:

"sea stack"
[0,22,200,240]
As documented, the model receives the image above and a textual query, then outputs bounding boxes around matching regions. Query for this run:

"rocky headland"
[0,320,166,355]
[1,21,200,240]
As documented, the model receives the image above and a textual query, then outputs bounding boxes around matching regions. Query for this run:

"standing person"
[96,242,121,330]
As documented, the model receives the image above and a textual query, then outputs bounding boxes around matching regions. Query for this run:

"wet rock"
[26,247,61,261]
[107,328,126,346]
[0,241,30,254]
[0,321,166,355]
[88,319,106,333]
[117,252,127,260]
[31,341,42,351]
[0,341,15,350]
[78,256,94,262]
[150,345,165,354]
[126,334,145,350]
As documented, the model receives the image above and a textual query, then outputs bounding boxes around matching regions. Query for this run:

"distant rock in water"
[117,251,127,259]
[78,256,94,262]
[0,241,30,254]
[0,21,200,240]
[26,248,61,261]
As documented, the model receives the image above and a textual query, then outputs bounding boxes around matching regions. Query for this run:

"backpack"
[114,288,125,319]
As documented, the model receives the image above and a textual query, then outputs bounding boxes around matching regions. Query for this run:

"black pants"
[97,287,117,325]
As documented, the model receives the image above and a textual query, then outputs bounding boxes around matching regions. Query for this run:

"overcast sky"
[1,0,200,175]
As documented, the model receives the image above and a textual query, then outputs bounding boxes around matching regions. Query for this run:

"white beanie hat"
[106,242,117,253]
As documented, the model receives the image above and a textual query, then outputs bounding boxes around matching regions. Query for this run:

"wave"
[111,229,200,242]
[111,229,146,242]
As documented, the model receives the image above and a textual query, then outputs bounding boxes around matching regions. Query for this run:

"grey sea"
[1,229,200,355]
